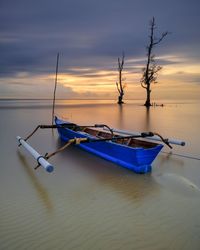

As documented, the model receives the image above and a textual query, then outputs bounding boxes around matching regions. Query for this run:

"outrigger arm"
[17,124,89,173]
[103,127,185,147]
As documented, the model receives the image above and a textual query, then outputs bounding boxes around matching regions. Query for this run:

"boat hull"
[55,118,163,173]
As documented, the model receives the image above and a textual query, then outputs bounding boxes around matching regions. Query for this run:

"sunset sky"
[0,0,200,100]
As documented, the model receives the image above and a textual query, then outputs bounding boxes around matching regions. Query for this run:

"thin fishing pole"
[52,53,60,125]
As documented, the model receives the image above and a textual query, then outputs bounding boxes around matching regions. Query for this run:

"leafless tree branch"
[140,17,169,107]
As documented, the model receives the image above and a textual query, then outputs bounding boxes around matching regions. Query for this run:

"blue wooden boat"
[55,117,163,173]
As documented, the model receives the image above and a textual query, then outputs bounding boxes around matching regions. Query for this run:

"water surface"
[0,100,200,250]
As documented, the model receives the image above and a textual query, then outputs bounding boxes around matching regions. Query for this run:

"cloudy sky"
[0,0,200,100]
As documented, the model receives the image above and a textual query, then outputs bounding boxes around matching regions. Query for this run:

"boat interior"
[70,126,159,149]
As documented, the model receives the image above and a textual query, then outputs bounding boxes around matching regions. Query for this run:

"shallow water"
[0,100,200,250]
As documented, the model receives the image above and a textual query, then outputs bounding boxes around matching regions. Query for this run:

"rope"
[45,137,88,160]
[45,140,74,160]
[161,151,200,161]
[17,137,23,147]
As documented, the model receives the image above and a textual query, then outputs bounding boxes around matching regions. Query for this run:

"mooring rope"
[161,151,200,161]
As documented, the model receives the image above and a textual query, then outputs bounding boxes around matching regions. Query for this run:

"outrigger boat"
[17,116,185,174]
[55,117,164,173]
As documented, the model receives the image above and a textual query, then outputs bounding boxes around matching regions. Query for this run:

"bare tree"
[116,52,126,104]
[141,17,169,107]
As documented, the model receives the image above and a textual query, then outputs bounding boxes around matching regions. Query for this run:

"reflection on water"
[1,100,200,250]
[17,150,54,213]
[155,172,200,197]
[56,139,159,202]
[117,104,124,128]
[145,107,150,131]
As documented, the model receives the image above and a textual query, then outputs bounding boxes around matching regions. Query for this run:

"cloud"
[0,0,200,99]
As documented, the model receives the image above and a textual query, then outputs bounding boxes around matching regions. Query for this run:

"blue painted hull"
[55,117,163,173]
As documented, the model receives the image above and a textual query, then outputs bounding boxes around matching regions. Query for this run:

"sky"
[0,0,200,100]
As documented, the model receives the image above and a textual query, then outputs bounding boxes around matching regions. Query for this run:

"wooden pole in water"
[52,53,60,125]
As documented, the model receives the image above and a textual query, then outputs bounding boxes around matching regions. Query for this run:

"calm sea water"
[0,99,200,250]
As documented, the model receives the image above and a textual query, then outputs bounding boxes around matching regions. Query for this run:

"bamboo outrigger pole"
[52,53,60,125]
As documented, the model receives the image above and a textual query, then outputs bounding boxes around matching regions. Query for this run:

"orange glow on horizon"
[1,55,199,100]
